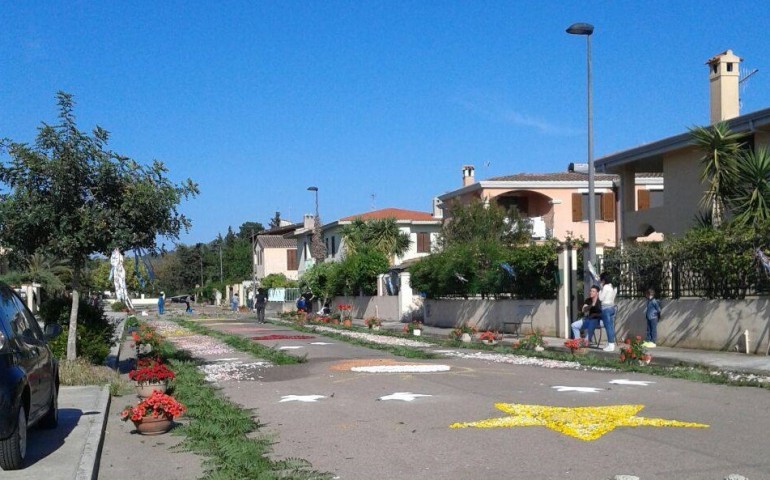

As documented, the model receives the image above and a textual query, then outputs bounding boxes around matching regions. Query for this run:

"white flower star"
[279,395,326,403]
[278,346,303,350]
[552,386,603,393]
[379,392,433,402]
[609,379,655,386]
[310,342,334,345]
[351,365,451,373]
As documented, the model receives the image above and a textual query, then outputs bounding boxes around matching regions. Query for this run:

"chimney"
[707,50,742,124]
[462,165,475,187]
[303,214,314,229]
[432,197,443,219]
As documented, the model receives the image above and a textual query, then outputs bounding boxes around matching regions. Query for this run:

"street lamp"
[566,22,596,274]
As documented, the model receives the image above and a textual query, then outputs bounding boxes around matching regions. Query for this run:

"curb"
[75,385,111,480]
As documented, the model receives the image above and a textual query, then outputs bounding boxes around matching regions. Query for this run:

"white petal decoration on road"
[279,395,326,403]
[278,346,303,350]
[351,365,451,373]
[552,386,604,393]
[609,379,655,386]
[310,342,335,345]
[379,392,433,402]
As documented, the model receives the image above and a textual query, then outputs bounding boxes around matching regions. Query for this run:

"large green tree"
[0,92,198,359]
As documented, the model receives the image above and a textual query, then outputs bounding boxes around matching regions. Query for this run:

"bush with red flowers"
[129,357,176,384]
[564,338,589,353]
[120,390,186,422]
[478,330,502,342]
[619,336,652,365]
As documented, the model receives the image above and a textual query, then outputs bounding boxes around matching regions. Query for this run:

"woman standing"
[599,272,618,352]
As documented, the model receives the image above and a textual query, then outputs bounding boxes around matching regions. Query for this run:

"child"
[644,288,661,348]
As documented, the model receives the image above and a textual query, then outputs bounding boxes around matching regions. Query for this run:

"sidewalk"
[366,318,770,376]
[3,385,110,480]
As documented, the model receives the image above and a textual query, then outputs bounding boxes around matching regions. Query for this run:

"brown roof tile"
[340,208,436,222]
[257,235,297,249]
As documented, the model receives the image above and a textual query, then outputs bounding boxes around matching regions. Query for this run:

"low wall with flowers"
[421,298,559,336]
[615,298,770,354]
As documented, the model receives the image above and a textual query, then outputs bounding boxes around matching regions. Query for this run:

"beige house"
[253,223,300,283]
[439,165,621,248]
[596,50,770,241]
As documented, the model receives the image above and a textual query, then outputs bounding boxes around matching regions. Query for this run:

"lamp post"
[566,22,596,273]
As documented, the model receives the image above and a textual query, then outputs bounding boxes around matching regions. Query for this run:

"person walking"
[157,292,165,315]
[255,289,267,323]
[599,272,618,352]
[643,288,662,348]
[231,292,240,312]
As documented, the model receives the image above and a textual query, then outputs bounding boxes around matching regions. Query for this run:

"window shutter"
[601,192,615,222]
[637,190,650,210]
[571,193,582,222]
[287,249,298,271]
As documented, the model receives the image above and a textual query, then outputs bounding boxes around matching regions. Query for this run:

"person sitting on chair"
[570,285,602,342]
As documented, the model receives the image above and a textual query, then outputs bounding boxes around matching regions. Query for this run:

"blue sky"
[2,1,769,245]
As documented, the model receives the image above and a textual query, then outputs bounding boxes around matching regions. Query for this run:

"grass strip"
[158,347,332,479]
[171,316,306,365]
[274,318,770,390]
[275,320,438,359]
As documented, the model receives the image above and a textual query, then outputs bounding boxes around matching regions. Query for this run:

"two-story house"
[596,50,770,242]
[291,207,443,276]
[253,221,301,284]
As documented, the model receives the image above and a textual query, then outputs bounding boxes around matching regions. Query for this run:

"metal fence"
[602,256,770,299]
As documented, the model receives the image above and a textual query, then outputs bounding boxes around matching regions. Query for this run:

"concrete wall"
[615,298,770,354]
[331,296,399,320]
[421,298,559,336]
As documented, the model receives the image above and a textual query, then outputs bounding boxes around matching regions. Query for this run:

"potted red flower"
[129,357,176,398]
[564,338,589,355]
[478,330,502,346]
[120,390,186,435]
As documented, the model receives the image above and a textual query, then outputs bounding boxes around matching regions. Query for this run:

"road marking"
[278,346,303,350]
[279,395,326,403]
[609,379,655,386]
[310,342,335,345]
[552,386,603,393]
[379,392,433,401]
[450,403,708,441]
[351,365,451,373]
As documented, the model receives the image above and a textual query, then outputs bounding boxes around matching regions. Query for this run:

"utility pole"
[219,235,223,281]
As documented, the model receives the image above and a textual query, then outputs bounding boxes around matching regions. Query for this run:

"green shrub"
[39,297,116,363]
[110,300,127,312]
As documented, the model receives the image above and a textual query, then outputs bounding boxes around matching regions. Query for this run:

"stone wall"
[422,298,559,336]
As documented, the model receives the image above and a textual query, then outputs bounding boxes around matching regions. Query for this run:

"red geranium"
[120,391,185,422]
[129,357,176,383]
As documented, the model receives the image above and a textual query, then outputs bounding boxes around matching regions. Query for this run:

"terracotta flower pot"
[135,381,169,399]
[132,415,173,435]
[343,319,353,327]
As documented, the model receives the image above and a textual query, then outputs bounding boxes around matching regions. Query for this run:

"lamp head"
[307,186,318,192]
[566,23,594,35]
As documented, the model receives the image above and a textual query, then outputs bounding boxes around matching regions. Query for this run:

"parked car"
[169,294,191,303]
[0,282,61,470]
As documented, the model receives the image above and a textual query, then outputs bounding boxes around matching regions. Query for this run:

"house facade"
[253,222,301,283]
[291,207,443,276]
[596,50,770,242]
[438,165,622,249]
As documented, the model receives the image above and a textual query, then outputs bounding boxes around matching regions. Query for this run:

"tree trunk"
[66,264,81,361]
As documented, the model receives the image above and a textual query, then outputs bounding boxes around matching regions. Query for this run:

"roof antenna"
[739,66,759,110]
[370,193,376,211]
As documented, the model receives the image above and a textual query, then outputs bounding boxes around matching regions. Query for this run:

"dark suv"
[0,283,61,470]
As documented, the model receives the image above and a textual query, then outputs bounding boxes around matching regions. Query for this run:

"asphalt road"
[192,318,769,480]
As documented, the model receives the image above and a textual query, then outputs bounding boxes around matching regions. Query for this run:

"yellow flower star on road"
[450,403,708,441]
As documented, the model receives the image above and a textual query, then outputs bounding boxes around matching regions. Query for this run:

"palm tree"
[24,253,71,293]
[340,218,411,264]
[729,147,770,228]
[689,122,745,227]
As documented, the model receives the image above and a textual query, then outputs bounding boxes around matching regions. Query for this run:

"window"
[331,236,337,256]
[571,192,615,222]
[637,189,664,210]
[416,232,431,253]
[287,249,298,271]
